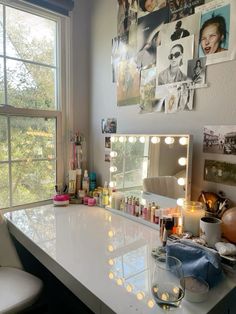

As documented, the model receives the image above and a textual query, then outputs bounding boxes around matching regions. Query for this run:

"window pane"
[7,59,56,109]
[6,7,56,65]
[0,57,5,103]
[12,160,56,206]
[0,5,3,55]
[0,163,9,208]
[10,116,56,160]
[0,115,8,161]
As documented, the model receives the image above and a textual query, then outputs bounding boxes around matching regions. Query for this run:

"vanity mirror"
[109,134,192,208]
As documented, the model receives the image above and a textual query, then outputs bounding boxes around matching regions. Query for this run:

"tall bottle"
[102,181,109,207]
[82,170,90,195]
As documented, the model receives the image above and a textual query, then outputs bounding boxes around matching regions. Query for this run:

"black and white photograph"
[101,118,117,134]
[187,57,206,85]
[138,0,167,18]
[105,149,111,162]
[204,159,236,186]
[156,35,194,86]
[160,13,201,46]
[136,6,169,68]
[196,0,236,65]
[203,125,236,155]
[168,0,204,22]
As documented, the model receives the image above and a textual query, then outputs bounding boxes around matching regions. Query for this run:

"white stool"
[0,266,43,314]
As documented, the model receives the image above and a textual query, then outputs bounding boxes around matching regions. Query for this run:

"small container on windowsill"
[182,276,209,303]
[53,194,70,206]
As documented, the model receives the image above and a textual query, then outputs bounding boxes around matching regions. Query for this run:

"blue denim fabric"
[166,239,223,288]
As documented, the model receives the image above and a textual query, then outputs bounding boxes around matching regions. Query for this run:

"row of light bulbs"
[111,136,188,145]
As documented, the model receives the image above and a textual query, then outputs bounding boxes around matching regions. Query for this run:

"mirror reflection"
[109,134,192,205]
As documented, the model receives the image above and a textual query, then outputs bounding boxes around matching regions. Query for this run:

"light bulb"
[147,299,155,308]
[110,166,117,173]
[116,278,123,286]
[177,177,185,186]
[128,136,136,143]
[108,259,114,266]
[107,245,114,252]
[165,137,175,144]
[177,198,184,206]
[178,157,187,166]
[139,136,145,143]
[108,272,114,280]
[179,137,188,145]
[108,230,115,238]
[151,136,160,144]
[110,151,117,158]
[136,291,145,300]
[119,136,124,143]
[126,284,133,293]
[110,136,116,142]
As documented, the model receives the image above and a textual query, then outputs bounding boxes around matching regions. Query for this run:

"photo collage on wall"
[112,0,236,113]
[203,125,236,186]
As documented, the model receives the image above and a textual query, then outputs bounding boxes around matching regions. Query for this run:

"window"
[0,2,66,209]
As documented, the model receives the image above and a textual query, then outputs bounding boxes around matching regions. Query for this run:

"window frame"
[0,0,71,211]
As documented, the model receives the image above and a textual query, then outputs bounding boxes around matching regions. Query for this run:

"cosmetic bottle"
[76,169,82,195]
[82,170,90,195]
[89,172,96,191]
[102,181,109,207]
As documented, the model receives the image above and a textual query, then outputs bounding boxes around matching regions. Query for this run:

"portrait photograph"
[137,0,167,18]
[160,12,201,48]
[117,0,138,36]
[137,6,169,69]
[187,57,206,86]
[101,118,117,134]
[196,0,236,65]
[156,35,194,86]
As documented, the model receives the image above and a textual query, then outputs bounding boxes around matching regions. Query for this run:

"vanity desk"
[4,204,236,314]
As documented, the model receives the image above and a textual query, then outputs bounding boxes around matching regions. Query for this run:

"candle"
[183,201,205,236]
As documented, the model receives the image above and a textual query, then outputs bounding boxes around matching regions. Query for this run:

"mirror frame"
[109,134,193,205]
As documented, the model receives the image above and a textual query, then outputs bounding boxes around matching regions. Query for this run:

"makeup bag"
[166,239,222,288]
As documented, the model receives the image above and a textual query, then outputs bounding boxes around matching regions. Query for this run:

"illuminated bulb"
[173,287,180,294]
[139,136,145,143]
[116,278,123,286]
[147,299,155,308]
[110,136,116,142]
[109,181,115,188]
[109,166,117,173]
[178,157,187,166]
[108,259,114,266]
[177,198,184,206]
[179,137,188,145]
[151,136,160,144]
[108,272,114,280]
[128,136,136,143]
[108,230,115,238]
[110,151,117,158]
[119,136,124,143]
[107,245,114,252]
[177,177,185,186]
[161,292,169,301]
[126,284,133,293]
[136,292,145,300]
[165,137,175,145]
[108,216,112,222]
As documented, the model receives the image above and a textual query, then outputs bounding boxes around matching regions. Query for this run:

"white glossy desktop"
[4,204,236,314]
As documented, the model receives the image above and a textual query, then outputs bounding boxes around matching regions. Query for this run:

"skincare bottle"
[102,181,109,207]
[82,170,89,195]
[76,168,82,196]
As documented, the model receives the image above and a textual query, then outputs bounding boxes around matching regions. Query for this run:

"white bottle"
[82,170,89,195]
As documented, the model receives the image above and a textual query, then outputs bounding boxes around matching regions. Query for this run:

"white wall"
[75,0,236,204]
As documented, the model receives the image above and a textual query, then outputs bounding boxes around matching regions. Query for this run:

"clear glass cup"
[151,256,185,310]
